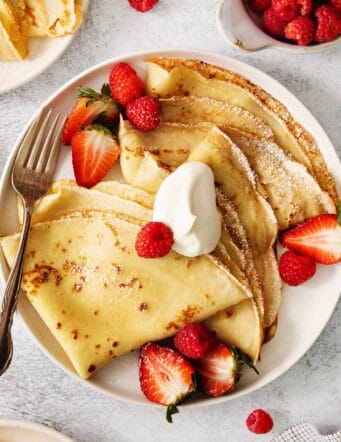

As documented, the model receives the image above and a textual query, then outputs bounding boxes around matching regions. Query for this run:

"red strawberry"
[246,409,274,434]
[109,62,145,106]
[194,342,258,397]
[128,0,159,12]
[284,16,315,45]
[62,85,119,145]
[174,322,216,359]
[71,124,120,188]
[278,250,316,286]
[126,96,161,131]
[135,221,174,258]
[139,343,195,422]
[281,214,341,264]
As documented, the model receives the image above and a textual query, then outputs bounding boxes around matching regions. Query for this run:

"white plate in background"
[0,49,340,408]
[0,0,89,94]
[0,419,73,442]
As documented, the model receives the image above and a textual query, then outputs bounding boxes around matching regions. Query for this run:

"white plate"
[0,49,340,409]
[0,0,89,94]
[0,419,73,442]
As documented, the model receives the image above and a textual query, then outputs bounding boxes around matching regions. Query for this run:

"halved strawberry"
[194,342,258,397]
[139,342,195,423]
[71,124,120,188]
[281,214,341,265]
[62,84,119,145]
[194,342,237,397]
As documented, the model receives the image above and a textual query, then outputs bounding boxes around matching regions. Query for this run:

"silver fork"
[0,109,65,376]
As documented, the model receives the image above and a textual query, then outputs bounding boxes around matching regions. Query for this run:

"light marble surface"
[0,1,340,441]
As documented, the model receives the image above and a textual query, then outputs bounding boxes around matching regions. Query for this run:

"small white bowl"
[217,0,341,53]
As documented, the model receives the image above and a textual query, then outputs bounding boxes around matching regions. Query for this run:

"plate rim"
[0,418,73,441]
[0,48,340,409]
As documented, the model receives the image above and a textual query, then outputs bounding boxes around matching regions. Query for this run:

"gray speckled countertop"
[0,1,340,441]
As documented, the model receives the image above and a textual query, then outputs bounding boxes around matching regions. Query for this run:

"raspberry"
[109,62,145,106]
[174,323,216,359]
[126,96,161,131]
[249,0,271,12]
[271,0,298,21]
[263,7,287,37]
[329,0,341,13]
[135,222,174,258]
[246,409,274,434]
[285,16,315,45]
[296,0,312,16]
[314,5,341,43]
[128,0,159,12]
[278,250,316,286]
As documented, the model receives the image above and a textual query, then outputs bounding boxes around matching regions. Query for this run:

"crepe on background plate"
[0,0,83,60]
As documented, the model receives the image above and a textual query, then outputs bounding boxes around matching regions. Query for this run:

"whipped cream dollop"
[153,162,221,257]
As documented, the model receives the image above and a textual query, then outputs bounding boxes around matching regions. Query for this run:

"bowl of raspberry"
[217,0,341,52]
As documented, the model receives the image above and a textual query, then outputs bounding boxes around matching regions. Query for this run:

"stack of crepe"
[0,0,83,60]
[0,58,338,381]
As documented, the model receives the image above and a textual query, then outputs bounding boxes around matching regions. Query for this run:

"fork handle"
[0,207,32,375]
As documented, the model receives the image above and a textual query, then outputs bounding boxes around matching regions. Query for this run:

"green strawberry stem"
[232,346,259,381]
[166,404,179,423]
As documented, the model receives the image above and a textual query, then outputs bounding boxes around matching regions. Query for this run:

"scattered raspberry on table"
[128,0,159,12]
[246,409,274,434]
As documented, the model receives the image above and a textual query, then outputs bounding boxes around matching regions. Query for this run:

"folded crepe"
[25,0,83,37]
[0,0,28,60]
[1,208,252,379]
[118,120,281,330]
[145,57,338,205]
[160,98,336,230]
[15,179,263,363]
[160,96,274,141]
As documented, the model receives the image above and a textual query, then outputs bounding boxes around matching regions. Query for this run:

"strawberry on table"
[71,124,120,188]
[139,343,195,423]
[62,84,119,145]
[194,342,258,397]
[281,213,341,265]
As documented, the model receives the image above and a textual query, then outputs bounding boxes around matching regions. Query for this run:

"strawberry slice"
[62,84,119,145]
[71,124,120,188]
[194,342,237,397]
[281,214,341,265]
[194,342,258,397]
[139,342,195,422]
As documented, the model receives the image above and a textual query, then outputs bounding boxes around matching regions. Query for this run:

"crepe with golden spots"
[1,209,252,378]
[118,119,281,329]
[15,179,263,363]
